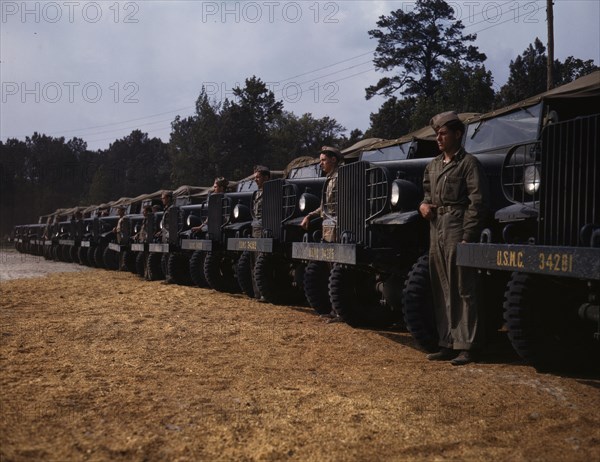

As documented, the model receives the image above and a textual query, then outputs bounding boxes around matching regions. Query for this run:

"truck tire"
[303,261,331,315]
[60,245,72,262]
[52,245,61,261]
[103,246,119,271]
[70,246,79,264]
[135,252,146,278]
[78,246,89,266]
[94,245,105,268]
[329,264,396,327]
[146,252,165,281]
[203,251,240,293]
[236,251,255,298]
[168,253,192,285]
[122,250,137,273]
[189,250,208,287]
[402,254,438,353]
[503,272,598,372]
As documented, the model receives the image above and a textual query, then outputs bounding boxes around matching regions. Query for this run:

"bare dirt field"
[1,251,599,461]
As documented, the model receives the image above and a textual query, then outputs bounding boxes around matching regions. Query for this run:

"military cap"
[320,146,342,160]
[430,111,460,131]
[254,165,270,175]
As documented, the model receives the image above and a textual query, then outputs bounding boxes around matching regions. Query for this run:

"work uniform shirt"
[309,166,339,220]
[422,149,488,242]
[308,166,339,242]
[160,204,172,242]
[422,148,489,350]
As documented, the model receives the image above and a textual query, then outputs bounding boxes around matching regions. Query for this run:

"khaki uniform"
[160,205,172,242]
[422,149,489,350]
[252,189,264,239]
[308,167,338,242]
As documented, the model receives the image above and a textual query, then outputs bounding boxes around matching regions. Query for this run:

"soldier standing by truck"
[419,111,490,366]
[190,177,228,234]
[300,146,342,321]
[252,165,271,234]
[300,146,341,242]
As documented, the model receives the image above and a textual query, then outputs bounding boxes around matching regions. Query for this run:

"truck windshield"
[288,163,322,179]
[465,103,542,153]
[361,142,411,162]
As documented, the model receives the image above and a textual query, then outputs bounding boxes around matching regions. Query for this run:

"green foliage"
[364,97,414,139]
[0,134,98,235]
[88,130,170,204]
[366,0,485,100]
[495,38,598,107]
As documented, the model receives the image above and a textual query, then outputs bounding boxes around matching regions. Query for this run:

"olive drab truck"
[451,71,600,371]
[290,128,489,327]
[226,157,327,304]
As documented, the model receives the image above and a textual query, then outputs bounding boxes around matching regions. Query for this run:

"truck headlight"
[390,180,419,211]
[299,193,320,214]
[134,223,140,234]
[523,165,541,195]
[299,195,307,212]
[232,203,251,221]
[390,182,400,207]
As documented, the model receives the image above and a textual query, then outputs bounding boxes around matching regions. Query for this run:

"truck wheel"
[189,250,208,287]
[70,246,80,264]
[303,261,331,315]
[93,245,105,268]
[503,272,598,372]
[135,252,146,278]
[236,251,255,298]
[204,251,240,293]
[402,254,438,353]
[103,246,119,271]
[52,245,61,261]
[77,246,89,266]
[146,253,165,281]
[255,254,305,304]
[329,264,396,327]
[122,250,137,273]
[59,245,70,262]
[168,253,192,285]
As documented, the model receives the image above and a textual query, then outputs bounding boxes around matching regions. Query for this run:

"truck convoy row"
[11,72,600,372]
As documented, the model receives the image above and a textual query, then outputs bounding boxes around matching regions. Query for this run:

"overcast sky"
[1,0,599,151]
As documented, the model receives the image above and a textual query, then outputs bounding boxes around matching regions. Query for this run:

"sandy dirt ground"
[1,249,599,461]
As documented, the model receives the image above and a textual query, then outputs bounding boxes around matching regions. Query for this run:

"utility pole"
[547,0,554,90]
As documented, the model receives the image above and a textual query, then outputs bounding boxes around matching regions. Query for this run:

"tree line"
[1,0,596,236]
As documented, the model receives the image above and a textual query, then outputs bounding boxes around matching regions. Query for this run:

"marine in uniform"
[300,146,341,242]
[419,111,490,365]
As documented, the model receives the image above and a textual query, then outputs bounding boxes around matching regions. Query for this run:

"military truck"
[225,157,326,304]
[196,175,259,293]
[290,119,506,327]
[164,187,212,285]
[443,71,600,371]
[139,186,209,281]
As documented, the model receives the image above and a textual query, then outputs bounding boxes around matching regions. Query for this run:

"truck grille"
[282,183,297,221]
[207,193,224,239]
[366,166,388,220]
[539,114,599,246]
[221,197,232,225]
[502,142,541,204]
[263,179,284,240]
[338,161,368,244]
